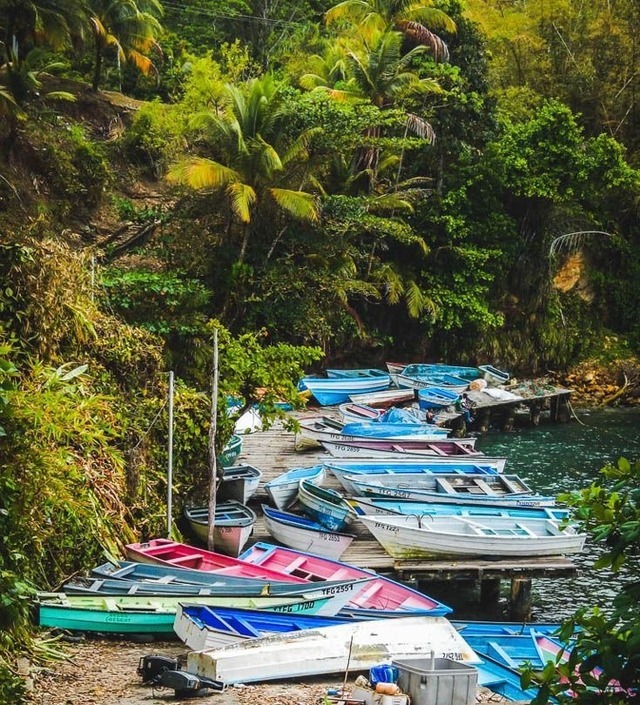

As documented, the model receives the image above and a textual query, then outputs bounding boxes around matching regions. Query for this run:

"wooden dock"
[234,410,578,619]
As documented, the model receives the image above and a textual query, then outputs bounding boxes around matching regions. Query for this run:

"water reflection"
[475,408,640,621]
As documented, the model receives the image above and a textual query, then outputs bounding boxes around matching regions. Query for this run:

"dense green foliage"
[2,0,640,699]
[522,458,640,703]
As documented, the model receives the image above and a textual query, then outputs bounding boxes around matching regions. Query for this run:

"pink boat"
[239,542,452,616]
[125,538,308,583]
[321,437,481,458]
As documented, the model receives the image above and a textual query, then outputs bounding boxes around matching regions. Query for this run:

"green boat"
[218,434,243,468]
[37,591,334,635]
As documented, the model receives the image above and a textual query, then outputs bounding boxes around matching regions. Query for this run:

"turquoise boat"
[219,435,243,468]
[37,591,336,635]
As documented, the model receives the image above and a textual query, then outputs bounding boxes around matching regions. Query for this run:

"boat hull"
[297,479,356,532]
[321,438,481,459]
[262,505,354,560]
[358,515,586,558]
[37,593,338,634]
[263,465,326,510]
[185,501,256,557]
[217,465,263,504]
[239,542,452,615]
[187,616,478,684]
[302,373,391,406]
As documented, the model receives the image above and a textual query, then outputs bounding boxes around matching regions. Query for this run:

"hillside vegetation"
[1,0,640,699]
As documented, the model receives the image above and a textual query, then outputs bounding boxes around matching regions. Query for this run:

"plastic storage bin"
[392,657,478,705]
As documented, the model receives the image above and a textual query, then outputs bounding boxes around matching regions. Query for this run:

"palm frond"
[548,231,612,259]
[405,279,437,318]
[269,188,319,221]
[406,113,436,143]
[396,20,449,60]
[168,157,239,189]
[402,5,456,33]
[226,181,257,222]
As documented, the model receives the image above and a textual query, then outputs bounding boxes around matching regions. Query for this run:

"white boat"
[320,437,481,459]
[345,473,557,507]
[184,502,256,557]
[323,456,508,473]
[358,514,586,558]
[263,465,326,510]
[338,402,383,423]
[347,388,415,407]
[218,464,263,504]
[261,504,355,560]
[186,615,479,683]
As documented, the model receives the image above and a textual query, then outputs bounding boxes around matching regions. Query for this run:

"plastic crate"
[392,657,478,705]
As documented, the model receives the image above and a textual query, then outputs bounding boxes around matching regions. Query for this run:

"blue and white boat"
[263,465,326,511]
[174,602,358,651]
[345,473,557,507]
[350,497,570,521]
[328,463,500,495]
[417,387,461,410]
[301,369,391,406]
[298,417,449,447]
[297,479,357,532]
[262,504,355,560]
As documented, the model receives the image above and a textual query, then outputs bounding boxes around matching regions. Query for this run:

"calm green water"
[474,407,640,621]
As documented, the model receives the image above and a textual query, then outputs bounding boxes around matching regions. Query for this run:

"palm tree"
[87,0,163,91]
[169,75,319,268]
[325,0,455,60]
[302,30,440,179]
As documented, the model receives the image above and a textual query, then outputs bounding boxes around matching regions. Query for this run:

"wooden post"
[167,370,174,537]
[207,328,219,551]
[509,578,532,621]
[529,402,541,426]
[501,406,515,432]
[476,408,491,433]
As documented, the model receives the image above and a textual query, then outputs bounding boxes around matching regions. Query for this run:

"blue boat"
[327,462,500,494]
[417,387,461,410]
[340,421,450,438]
[301,369,391,406]
[297,479,357,532]
[174,602,360,650]
[350,498,570,522]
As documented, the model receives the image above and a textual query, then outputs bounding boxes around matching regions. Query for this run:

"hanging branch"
[207,328,219,551]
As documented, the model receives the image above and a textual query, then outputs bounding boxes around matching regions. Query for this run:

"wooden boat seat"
[472,478,497,495]
[499,476,523,493]
[426,445,447,456]
[168,555,204,567]
[515,523,537,536]
[435,477,455,494]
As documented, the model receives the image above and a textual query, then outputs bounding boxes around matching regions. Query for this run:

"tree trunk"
[92,41,103,91]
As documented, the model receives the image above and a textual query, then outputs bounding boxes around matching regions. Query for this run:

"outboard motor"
[137,654,225,698]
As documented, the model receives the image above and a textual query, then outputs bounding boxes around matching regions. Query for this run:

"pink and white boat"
[320,437,481,458]
[239,542,452,616]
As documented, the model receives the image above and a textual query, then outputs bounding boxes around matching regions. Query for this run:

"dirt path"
[26,638,511,705]
[27,638,351,705]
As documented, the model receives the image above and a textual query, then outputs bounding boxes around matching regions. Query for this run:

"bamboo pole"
[207,328,219,551]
